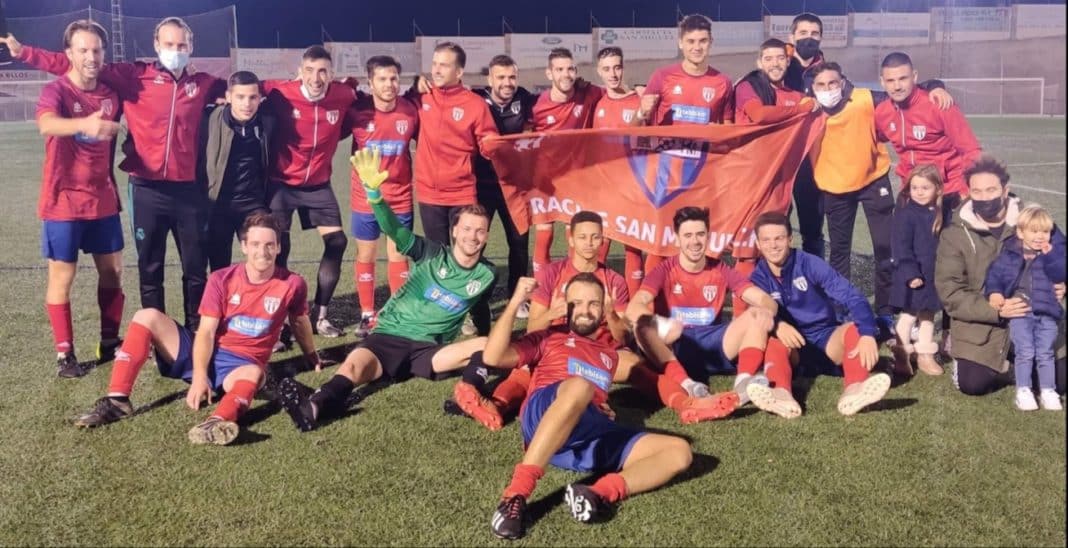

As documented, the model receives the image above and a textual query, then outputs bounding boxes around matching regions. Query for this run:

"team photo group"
[3,8,1065,541]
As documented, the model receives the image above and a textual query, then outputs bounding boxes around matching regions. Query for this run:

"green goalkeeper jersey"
[369,200,497,343]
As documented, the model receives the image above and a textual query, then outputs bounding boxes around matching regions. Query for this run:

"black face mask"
[795,37,821,61]
[972,196,1005,222]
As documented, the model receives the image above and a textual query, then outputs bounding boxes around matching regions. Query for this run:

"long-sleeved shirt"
[262,80,358,187]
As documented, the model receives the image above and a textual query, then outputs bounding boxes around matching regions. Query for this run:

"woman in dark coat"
[890,165,946,376]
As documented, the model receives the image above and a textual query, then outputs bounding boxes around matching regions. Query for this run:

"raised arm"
[351,148,416,253]
[483,277,538,368]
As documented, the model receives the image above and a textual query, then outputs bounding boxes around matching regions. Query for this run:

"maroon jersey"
[199,264,309,367]
[530,85,604,131]
[263,80,358,187]
[515,326,619,409]
[35,77,122,221]
[346,95,420,213]
[20,46,225,182]
[592,92,641,129]
[531,259,630,318]
[639,256,753,327]
[645,63,734,125]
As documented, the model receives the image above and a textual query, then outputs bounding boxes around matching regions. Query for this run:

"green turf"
[0,118,1064,546]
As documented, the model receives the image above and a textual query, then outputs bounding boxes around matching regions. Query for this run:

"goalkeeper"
[278,148,497,431]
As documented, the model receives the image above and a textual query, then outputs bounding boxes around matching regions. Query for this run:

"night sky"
[5,0,1063,47]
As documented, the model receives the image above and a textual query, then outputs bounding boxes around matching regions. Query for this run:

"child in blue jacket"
[985,205,1066,411]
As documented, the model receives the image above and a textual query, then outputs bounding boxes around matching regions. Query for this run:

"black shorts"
[268,181,343,231]
[362,333,446,381]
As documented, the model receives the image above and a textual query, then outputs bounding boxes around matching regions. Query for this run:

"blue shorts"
[521,382,645,473]
[41,214,124,262]
[155,320,259,393]
[672,323,734,380]
[351,210,414,241]
[797,324,844,378]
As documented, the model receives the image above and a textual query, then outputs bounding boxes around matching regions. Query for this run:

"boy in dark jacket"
[985,205,1066,411]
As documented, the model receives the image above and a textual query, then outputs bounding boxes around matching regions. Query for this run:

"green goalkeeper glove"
[350,147,389,204]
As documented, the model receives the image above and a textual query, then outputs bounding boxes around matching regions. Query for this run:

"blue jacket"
[984,226,1066,319]
[752,250,878,339]
[890,200,943,312]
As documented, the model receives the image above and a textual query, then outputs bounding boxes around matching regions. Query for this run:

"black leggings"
[957,357,1067,395]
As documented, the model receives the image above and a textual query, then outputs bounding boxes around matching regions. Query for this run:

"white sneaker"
[516,301,530,320]
[1038,389,1063,411]
[1015,388,1039,411]
[461,315,477,336]
[733,373,769,406]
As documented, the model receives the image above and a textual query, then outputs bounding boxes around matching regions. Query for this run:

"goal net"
[940,77,1050,116]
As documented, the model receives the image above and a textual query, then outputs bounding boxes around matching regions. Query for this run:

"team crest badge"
[326,110,340,125]
[184,82,198,98]
[452,107,464,121]
[622,109,635,123]
[672,85,683,95]
[792,277,809,292]
[72,102,83,114]
[565,337,576,348]
[438,266,449,278]
[624,135,710,208]
[292,108,301,119]
[912,125,927,140]
[572,105,584,118]
[673,283,683,295]
[702,285,717,302]
[600,352,612,370]
[263,296,281,314]
[366,122,375,132]
[702,87,714,102]
[465,280,483,296]
[510,102,521,115]
[546,115,556,125]
[229,293,241,305]
[422,103,431,111]
[100,99,113,116]
[153,74,165,85]
[888,122,896,132]
[395,120,409,134]
[597,108,605,118]
[770,291,782,302]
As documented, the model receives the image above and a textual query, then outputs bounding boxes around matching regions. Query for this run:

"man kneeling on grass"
[479,274,692,540]
[276,148,494,431]
[745,211,891,417]
[74,213,324,445]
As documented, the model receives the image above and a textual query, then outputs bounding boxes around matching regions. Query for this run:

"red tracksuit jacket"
[19,46,224,183]
[412,84,498,206]
[874,87,982,195]
[262,80,358,187]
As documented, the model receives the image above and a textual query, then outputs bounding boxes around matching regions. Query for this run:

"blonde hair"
[899,164,945,235]
[1016,204,1054,233]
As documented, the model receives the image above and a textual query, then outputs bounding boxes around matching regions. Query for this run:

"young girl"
[890,164,946,376]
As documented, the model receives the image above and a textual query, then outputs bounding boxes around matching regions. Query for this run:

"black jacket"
[472,86,536,183]
[890,199,944,312]
[196,103,275,209]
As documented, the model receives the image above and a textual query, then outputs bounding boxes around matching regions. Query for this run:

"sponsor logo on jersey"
[424,283,466,314]
[792,276,809,292]
[452,107,464,121]
[100,99,113,116]
[672,85,683,95]
[702,87,714,102]
[72,102,83,113]
[228,315,272,337]
[567,357,611,391]
[366,140,406,156]
[263,296,282,314]
[669,104,711,124]
[326,110,340,125]
[395,120,409,134]
[184,82,198,98]
[465,280,483,296]
[229,293,241,305]
[670,306,716,326]
[702,285,717,302]
[622,109,635,123]
[912,125,926,140]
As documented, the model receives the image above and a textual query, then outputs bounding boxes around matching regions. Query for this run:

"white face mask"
[158,49,190,73]
[815,88,843,108]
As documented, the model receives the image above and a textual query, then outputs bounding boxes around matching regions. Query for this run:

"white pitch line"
[1007,161,1067,167]
[1012,183,1067,196]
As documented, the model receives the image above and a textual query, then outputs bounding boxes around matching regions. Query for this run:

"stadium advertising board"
[1014,4,1067,39]
[594,27,677,61]
[234,48,305,79]
[766,15,849,47]
[507,34,593,68]
[418,36,506,74]
[709,22,764,54]
[327,42,421,76]
[852,12,931,46]
[932,7,1012,42]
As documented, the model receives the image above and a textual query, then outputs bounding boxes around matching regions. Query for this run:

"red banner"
[484,112,823,259]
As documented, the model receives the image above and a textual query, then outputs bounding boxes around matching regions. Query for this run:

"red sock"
[842,323,869,387]
[46,302,73,353]
[107,322,153,396]
[212,379,258,422]
[624,246,644,297]
[503,463,544,499]
[763,338,793,392]
[597,239,611,264]
[590,472,629,503]
[387,260,409,293]
[355,261,376,315]
[732,259,756,316]
[736,347,763,376]
[533,228,553,273]
[643,254,664,275]
[662,359,689,385]
[628,364,687,409]
[491,367,531,415]
[97,287,124,341]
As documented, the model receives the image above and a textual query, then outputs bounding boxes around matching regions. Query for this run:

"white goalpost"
[940,77,1050,117]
